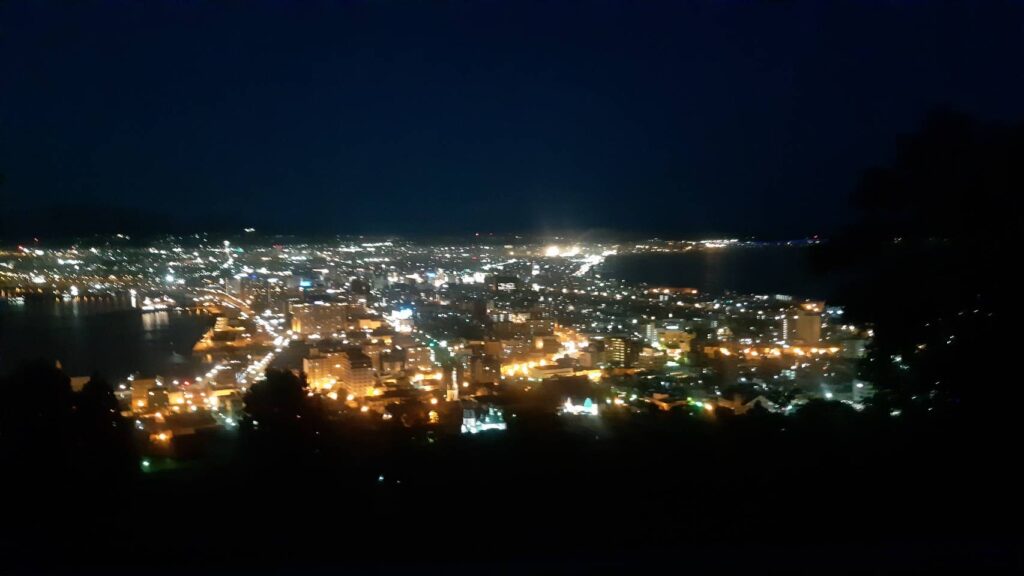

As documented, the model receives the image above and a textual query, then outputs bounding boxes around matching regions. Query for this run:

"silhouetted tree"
[244,369,310,420]
[0,360,75,469]
[0,362,138,475]
[815,111,1021,421]
[74,373,137,478]
[242,369,325,453]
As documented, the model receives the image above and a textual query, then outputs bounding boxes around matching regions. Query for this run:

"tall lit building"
[645,322,659,347]
[405,346,435,371]
[290,302,350,335]
[339,350,376,398]
[605,336,640,368]
[303,348,377,395]
[303,352,346,390]
[659,327,694,352]
[785,301,823,344]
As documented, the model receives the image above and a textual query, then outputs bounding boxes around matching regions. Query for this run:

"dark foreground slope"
[3,396,1021,574]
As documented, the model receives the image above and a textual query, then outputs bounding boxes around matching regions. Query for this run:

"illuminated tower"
[446,368,459,401]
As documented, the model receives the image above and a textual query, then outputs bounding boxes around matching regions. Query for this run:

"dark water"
[600,247,839,301]
[0,296,214,380]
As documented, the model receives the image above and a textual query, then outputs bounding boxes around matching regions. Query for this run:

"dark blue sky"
[2,1,1022,239]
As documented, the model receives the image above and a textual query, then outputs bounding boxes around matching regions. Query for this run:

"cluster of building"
[1,234,872,459]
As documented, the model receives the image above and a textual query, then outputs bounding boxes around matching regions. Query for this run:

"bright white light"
[561,397,599,416]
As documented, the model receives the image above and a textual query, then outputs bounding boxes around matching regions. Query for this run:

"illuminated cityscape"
[2,1,1021,573]
[0,235,871,441]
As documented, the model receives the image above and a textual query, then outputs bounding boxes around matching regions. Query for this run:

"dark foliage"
[0,361,135,476]
[74,373,137,479]
[814,111,1022,421]
[240,368,326,460]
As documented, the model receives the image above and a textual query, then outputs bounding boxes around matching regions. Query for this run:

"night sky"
[2,1,1022,240]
